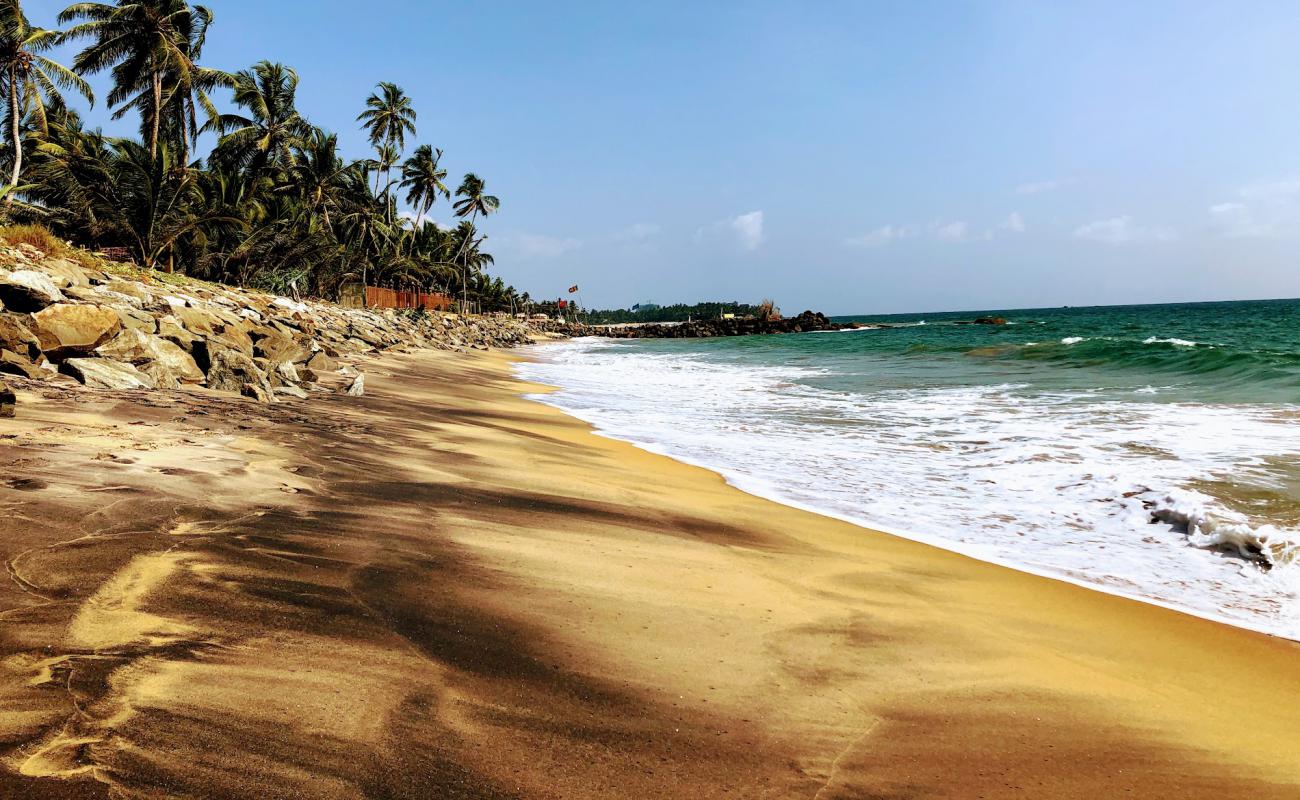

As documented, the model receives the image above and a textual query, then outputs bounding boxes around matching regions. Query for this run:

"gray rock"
[273,384,309,400]
[0,270,65,312]
[343,373,365,397]
[60,358,155,389]
[96,328,205,383]
[204,345,273,400]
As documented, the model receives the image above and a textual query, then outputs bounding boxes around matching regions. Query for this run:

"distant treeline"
[586,302,763,324]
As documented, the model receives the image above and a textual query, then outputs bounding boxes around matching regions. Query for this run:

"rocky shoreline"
[0,242,574,415]
[587,310,854,338]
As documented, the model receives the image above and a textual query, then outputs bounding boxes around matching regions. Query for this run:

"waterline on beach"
[517,319,1300,640]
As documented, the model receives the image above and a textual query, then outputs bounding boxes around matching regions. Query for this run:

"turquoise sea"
[520,299,1300,639]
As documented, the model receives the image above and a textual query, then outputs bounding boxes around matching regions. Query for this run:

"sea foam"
[520,338,1300,640]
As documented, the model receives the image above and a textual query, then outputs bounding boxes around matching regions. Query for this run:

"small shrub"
[0,224,68,256]
[757,298,781,322]
[0,224,102,271]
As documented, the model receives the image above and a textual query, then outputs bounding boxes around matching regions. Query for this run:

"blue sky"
[27,0,1300,313]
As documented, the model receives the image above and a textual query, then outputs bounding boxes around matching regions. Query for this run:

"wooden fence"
[340,284,452,311]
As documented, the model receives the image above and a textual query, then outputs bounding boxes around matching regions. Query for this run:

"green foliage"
[0,0,523,311]
[585,302,767,324]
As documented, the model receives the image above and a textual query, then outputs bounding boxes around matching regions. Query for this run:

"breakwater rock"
[592,310,849,339]
[0,242,565,410]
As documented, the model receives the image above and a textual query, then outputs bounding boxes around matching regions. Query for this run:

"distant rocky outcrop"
[0,242,568,410]
[593,310,851,339]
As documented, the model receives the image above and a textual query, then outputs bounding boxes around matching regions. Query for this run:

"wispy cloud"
[696,211,765,251]
[1208,178,1300,238]
[847,217,1013,247]
[844,224,915,247]
[500,232,583,260]
[933,221,971,241]
[1073,216,1176,244]
[731,210,765,251]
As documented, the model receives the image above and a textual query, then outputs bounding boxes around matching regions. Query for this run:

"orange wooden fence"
[340,284,453,311]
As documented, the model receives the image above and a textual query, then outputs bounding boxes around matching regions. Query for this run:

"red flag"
[568,285,579,293]
[557,299,569,309]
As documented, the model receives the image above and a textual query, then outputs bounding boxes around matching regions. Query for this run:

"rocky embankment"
[0,242,566,415]
[591,310,853,339]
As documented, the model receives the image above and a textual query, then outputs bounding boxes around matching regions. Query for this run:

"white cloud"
[1073,216,1176,244]
[1208,178,1300,238]
[1000,211,1026,233]
[934,221,970,241]
[844,224,914,247]
[696,211,765,251]
[501,232,583,260]
[731,210,765,251]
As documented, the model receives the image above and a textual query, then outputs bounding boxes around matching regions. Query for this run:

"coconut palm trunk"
[8,70,21,194]
[150,69,162,161]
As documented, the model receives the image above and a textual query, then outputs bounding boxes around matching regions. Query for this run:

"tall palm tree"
[278,128,353,233]
[0,0,93,193]
[59,0,208,163]
[399,144,447,235]
[206,60,311,175]
[451,172,499,308]
[357,81,414,205]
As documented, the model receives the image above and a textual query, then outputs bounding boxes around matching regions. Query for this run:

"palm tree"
[399,144,447,236]
[59,0,209,163]
[206,61,311,175]
[0,0,93,193]
[365,141,397,198]
[94,138,237,270]
[278,128,353,233]
[451,172,499,309]
[357,81,414,205]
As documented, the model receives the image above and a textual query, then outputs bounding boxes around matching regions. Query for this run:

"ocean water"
[517,299,1300,639]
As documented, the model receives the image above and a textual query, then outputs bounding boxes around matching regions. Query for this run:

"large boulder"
[306,351,337,372]
[0,314,41,359]
[208,323,254,356]
[40,257,90,289]
[0,270,65,312]
[60,357,155,390]
[30,303,122,360]
[0,349,45,379]
[114,307,159,334]
[254,331,308,364]
[174,305,220,337]
[157,315,201,350]
[140,362,182,390]
[0,380,13,417]
[203,344,272,400]
[95,328,204,383]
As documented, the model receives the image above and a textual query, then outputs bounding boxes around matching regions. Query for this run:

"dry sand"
[0,348,1297,799]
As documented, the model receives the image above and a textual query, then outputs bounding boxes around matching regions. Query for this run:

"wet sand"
[1,349,1298,799]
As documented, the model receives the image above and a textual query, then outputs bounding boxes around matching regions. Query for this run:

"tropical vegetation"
[0,0,522,312]
[584,301,768,324]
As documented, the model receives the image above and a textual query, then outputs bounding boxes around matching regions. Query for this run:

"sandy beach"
[2,348,1298,799]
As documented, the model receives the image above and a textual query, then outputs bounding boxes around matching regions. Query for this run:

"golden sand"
[0,349,1296,799]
